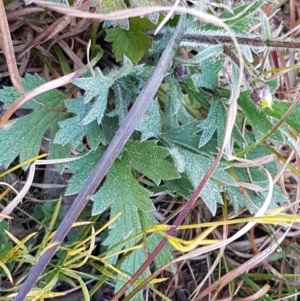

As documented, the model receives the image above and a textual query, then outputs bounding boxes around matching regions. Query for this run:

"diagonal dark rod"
[14,15,186,301]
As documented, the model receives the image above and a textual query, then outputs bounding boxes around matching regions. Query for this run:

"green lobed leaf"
[109,66,153,123]
[73,59,143,125]
[164,94,179,130]
[0,74,71,169]
[108,82,131,123]
[73,70,113,125]
[226,186,247,213]
[231,165,279,210]
[246,145,278,175]
[166,75,183,116]
[102,115,120,143]
[192,58,224,89]
[216,100,227,147]
[165,173,195,198]
[185,45,224,65]
[67,141,179,243]
[139,211,173,268]
[198,2,262,34]
[148,28,173,56]
[221,1,262,19]
[65,148,105,196]
[105,17,157,63]
[91,158,154,239]
[164,74,185,128]
[33,201,62,229]
[229,143,280,211]
[184,78,211,109]
[198,99,218,148]
[136,99,162,141]
[177,101,195,125]
[162,121,200,153]
[223,2,263,33]
[124,141,180,185]
[170,146,236,215]
[280,124,300,156]
[54,96,105,150]
[227,184,286,214]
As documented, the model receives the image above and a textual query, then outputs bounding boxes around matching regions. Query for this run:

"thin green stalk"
[263,144,300,179]
[241,274,273,301]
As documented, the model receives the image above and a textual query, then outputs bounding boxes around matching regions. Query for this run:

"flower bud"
[250,86,272,109]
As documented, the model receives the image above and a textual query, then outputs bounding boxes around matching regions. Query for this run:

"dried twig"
[0,0,24,93]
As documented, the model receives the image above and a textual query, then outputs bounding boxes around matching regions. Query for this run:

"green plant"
[1,1,300,300]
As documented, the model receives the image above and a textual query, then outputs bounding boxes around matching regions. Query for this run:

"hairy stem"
[182,34,300,49]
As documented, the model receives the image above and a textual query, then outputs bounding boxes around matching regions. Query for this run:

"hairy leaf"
[124,141,179,185]
[67,141,178,247]
[185,45,224,65]
[92,158,153,239]
[162,121,200,152]
[164,74,186,128]
[198,99,219,148]
[0,74,70,169]
[192,58,224,89]
[197,2,262,34]
[136,99,162,141]
[73,59,143,124]
[260,11,272,42]
[227,184,286,214]
[221,2,262,34]
[165,172,195,198]
[54,96,105,150]
[65,148,105,196]
[170,146,236,215]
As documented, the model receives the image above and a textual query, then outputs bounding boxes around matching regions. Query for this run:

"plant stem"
[182,34,300,49]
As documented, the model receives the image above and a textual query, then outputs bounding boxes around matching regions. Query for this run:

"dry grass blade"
[238,284,270,301]
[6,7,44,20]
[171,164,273,263]
[0,0,24,93]
[216,284,271,301]
[17,0,83,59]
[0,156,80,221]
[195,230,288,301]
[154,0,181,34]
